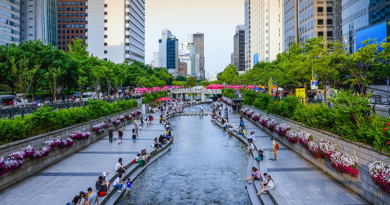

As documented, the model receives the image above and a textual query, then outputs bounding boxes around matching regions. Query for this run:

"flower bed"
[92,122,107,133]
[266,119,278,132]
[246,110,253,118]
[318,140,340,159]
[70,131,91,140]
[259,116,268,126]
[251,113,260,121]
[241,108,248,115]
[125,114,133,120]
[118,115,125,122]
[298,131,311,148]
[330,152,358,177]
[286,130,298,144]
[369,161,390,194]
[274,123,290,137]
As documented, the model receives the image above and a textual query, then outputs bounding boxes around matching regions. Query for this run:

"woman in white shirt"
[257,175,274,195]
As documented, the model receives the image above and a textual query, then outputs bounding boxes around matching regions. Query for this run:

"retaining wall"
[240,104,390,205]
[0,106,141,192]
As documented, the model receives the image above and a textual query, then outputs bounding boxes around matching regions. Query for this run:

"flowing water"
[117,104,250,205]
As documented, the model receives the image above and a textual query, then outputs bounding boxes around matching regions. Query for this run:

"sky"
[145,0,245,75]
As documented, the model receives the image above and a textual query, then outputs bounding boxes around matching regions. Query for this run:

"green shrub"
[142,91,168,104]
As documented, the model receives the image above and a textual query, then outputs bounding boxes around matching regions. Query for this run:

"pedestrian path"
[0,113,168,205]
[227,110,369,205]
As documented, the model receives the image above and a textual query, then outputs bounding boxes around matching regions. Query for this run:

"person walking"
[117,128,123,145]
[132,128,136,143]
[271,138,278,161]
[145,116,149,128]
[86,187,99,205]
[108,126,114,143]
[140,116,144,127]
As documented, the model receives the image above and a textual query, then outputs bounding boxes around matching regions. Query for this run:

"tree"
[200,80,210,87]
[11,57,40,106]
[172,81,185,86]
[175,75,186,82]
[186,76,197,87]
[45,66,63,102]
[69,39,91,100]
[221,64,239,84]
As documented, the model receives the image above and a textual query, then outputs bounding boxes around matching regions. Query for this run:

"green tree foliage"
[175,75,187,82]
[221,64,239,84]
[186,76,197,87]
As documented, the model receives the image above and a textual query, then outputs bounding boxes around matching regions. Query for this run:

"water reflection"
[117,104,250,205]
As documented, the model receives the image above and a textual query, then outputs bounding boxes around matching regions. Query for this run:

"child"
[122,121,126,130]
[139,124,142,132]
[125,178,132,196]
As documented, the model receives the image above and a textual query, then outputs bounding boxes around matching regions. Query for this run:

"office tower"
[182,42,196,76]
[297,0,342,45]
[179,50,191,77]
[251,0,283,65]
[234,25,245,72]
[153,52,159,67]
[231,53,233,65]
[20,0,57,45]
[178,62,187,78]
[166,35,179,73]
[245,0,251,70]
[195,54,200,77]
[0,0,20,45]
[150,61,154,68]
[158,29,173,68]
[87,0,145,63]
[284,0,298,50]
[56,0,86,51]
[191,33,205,78]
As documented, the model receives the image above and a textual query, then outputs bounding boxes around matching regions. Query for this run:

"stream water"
[116,104,250,204]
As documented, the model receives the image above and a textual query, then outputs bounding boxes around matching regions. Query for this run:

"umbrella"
[247,85,255,89]
[155,97,172,101]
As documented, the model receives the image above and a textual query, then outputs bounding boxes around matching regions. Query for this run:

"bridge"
[171,87,222,102]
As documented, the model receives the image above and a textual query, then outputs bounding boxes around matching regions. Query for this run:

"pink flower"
[384,127,387,131]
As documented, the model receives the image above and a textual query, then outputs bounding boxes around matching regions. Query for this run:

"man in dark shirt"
[118,128,123,145]
[96,176,108,194]
[308,90,315,104]
[108,126,113,143]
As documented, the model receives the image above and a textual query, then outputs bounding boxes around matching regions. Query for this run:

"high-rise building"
[179,50,192,77]
[245,0,251,70]
[153,52,159,67]
[231,53,234,65]
[298,0,342,45]
[158,29,172,68]
[178,62,187,78]
[87,0,145,63]
[0,0,21,45]
[251,0,283,64]
[284,0,298,51]
[166,35,179,73]
[190,33,205,78]
[195,54,200,77]
[20,0,57,45]
[56,0,86,51]
[234,25,245,72]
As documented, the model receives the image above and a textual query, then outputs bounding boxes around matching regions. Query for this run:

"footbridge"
[171,87,222,102]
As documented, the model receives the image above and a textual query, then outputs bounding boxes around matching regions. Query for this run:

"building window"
[317,19,323,25]
[327,31,333,37]
[104,4,107,7]
[104,43,107,46]
[104,50,107,54]
[317,7,323,13]
[104,20,107,23]
[104,12,107,15]
[327,7,333,12]
[318,31,324,37]
[80,8,83,11]
[76,2,79,5]
[104,35,107,38]
[71,8,74,11]
[104,27,107,31]
[104,58,107,61]
[327,19,333,25]
[58,29,61,33]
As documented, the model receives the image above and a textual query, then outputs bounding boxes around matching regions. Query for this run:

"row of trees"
[0,39,174,102]
[217,37,390,98]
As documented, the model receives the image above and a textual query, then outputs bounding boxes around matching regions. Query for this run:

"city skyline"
[145,0,244,74]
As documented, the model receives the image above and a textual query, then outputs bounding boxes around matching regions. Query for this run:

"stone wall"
[0,106,141,192]
[241,104,390,205]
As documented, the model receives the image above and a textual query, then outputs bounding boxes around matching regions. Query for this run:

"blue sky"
[145,0,244,75]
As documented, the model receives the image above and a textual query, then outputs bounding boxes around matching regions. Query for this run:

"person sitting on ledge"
[159,134,166,145]
[245,167,261,183]
[247,132,254,143]
[261,173,268,188]
[141,149,149,163]
[256,150,264,163]
[112,174,126,193]
[115,158,126,174]
[257,175,274,195]
[154,137,162,148]
[135,154,145,167]
[227,125,233,135]
[238,129,244,136]
[96,176,108,194]
[247,142,255,154]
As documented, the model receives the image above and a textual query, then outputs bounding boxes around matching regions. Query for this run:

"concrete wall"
[242,104,390,205]
[0,106,141,192]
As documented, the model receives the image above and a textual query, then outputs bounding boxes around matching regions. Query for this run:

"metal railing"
[0,96,141,119]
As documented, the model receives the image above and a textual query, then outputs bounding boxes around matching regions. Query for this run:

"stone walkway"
[227,113,370,205]
[0,113,167,205]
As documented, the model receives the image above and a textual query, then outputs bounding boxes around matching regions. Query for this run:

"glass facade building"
[167,37,178,72]
[284,0,298,50]
[245,0,251,70]
[0,0,20,45]
[234,25,245,72]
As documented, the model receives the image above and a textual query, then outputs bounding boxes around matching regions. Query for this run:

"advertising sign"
[296,88,306,98]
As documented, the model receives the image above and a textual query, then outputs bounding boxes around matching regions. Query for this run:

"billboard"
[356,22,387,52]
[179,50,191,56]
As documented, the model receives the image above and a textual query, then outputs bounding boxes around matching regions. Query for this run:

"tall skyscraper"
[251,0,283,64]
[190,33,205,78]
[56,1,86,51]
[179,50,192,77]
[244,0,251,70]
[233,25,245,73]
[158,29,172,68]
[87,0,145,63]
[166,36,179,73]
[0,0,20,45]
[284,0,298,51]
[178,62,187,78]
[20,0,57,45]
[297,0,342,45]
[153,52,159,67]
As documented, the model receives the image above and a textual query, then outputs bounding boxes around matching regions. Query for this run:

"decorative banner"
[268,77,273,95]
[296,88,306,98]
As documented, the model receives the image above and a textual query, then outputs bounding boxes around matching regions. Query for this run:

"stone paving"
[0,113,167,205]
[227,112,370,205]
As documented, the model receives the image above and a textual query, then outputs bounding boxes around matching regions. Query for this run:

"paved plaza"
[227,113,369,205]
[0,113,167,205]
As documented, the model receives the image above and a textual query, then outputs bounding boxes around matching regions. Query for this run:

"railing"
[0,96,141,119]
